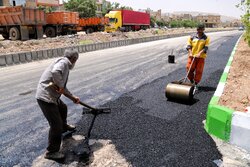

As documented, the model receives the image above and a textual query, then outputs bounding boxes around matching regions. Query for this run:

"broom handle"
[184,56,196,83]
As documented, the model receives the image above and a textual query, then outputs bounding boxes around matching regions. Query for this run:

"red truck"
[105,10,150,32]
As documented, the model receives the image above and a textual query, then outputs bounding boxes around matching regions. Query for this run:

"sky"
[109,0,243,18]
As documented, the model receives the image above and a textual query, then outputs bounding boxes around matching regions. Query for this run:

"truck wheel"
[72,31,77,34]
[125,26,132,32]
[2,33,9,39]
[9,27,20,40]
[45,27,56,38]
[61,31,67,36]
[86,28,94,34]
[99,26,105,32]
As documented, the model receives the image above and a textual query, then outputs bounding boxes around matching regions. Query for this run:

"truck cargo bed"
[121,10,150,25]
[46,11,79,25]
[78,17,109,27]
[0,6,46,26]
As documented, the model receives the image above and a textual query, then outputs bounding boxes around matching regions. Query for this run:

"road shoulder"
[205,35,250,166]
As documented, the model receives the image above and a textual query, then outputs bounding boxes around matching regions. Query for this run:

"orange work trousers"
[186,57,205,84]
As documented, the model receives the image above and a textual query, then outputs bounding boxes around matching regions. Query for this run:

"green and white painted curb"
[205,35,250,152]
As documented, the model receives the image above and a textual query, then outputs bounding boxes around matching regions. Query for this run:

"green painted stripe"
[209,96,220,105]
[205,35,242,141]
[231,50,236,56]
[205,104,233,141]
[227,60,233,66]
[219,73,228,83]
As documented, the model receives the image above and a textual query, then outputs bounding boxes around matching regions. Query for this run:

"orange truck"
[44,11,79,37]
[0,6,45,40]
[0,5,109,40]
[78,17,109,34]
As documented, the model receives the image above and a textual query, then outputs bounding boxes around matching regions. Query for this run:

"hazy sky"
[109,0,243,18]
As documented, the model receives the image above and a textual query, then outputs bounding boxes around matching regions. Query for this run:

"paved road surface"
[0,31,242,166]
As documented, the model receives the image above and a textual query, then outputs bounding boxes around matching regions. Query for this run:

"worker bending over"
[36,49,80,160]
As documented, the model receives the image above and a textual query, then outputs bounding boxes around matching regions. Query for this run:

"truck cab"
[105,11,122,32]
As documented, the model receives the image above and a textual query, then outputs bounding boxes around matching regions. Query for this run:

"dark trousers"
[37,99,68,153]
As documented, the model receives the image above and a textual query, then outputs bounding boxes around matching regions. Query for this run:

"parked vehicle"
[44,11,79,37]
[238,26,244,31]
[78,17,109,34]
[105,10,150,32]
[0,5,109,40]
[0,6,45,40]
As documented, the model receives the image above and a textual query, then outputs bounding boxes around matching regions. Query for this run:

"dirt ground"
[32,136,132,167]
[0,28,231,55]
[219,37,250,111]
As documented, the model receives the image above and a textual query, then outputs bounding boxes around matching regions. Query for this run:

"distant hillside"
[172,11,239,22]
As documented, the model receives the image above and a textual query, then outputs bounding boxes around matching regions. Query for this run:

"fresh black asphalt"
[0,31,242,166]
[75,33,242,167]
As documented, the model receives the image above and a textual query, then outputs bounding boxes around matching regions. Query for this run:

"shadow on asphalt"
[198,86,217,92]
[166,98,200,105]
[59,133,94,166]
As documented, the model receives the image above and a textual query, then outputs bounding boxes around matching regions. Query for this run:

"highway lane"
[0,31,242,166]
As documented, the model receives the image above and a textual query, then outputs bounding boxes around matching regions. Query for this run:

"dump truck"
[44,11,79,37]
[0,6,45,40]
[105,10,150,32]
[77,17,109,34]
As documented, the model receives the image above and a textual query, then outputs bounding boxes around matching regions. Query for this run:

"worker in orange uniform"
[186,24,210,90]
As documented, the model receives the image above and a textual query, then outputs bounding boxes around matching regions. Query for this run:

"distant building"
[139,9,162,20]
[0,0,11,6]
[96,0,111,17]
[195,14,221,28]
[221,19,242,27]
[171,14,182,21]
[161,13,171,22]
[231,19,242,27]
[183,14,193,20]
[150,9,162,20]
[0,0,59,7]
[96,0,103,16]
[169,13,193,21]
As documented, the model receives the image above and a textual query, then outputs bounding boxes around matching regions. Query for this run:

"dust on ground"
[31,135,132,167]
[211,135,250,167]
[0,28,232,55]
[219,37,250,111]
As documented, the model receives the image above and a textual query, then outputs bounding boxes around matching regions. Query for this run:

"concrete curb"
[0,29,235,67]
[205,35,250,152]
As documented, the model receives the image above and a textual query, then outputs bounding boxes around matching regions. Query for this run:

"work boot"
[190,79,194,84]
[194,83,199,91]
[44,151,65,160]
[63,124,76,133]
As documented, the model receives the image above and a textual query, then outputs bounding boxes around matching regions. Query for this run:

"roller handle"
[183,56,196,83]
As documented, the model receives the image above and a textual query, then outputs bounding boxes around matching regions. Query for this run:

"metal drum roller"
[165,82,195,101]
[165,57,196,102]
